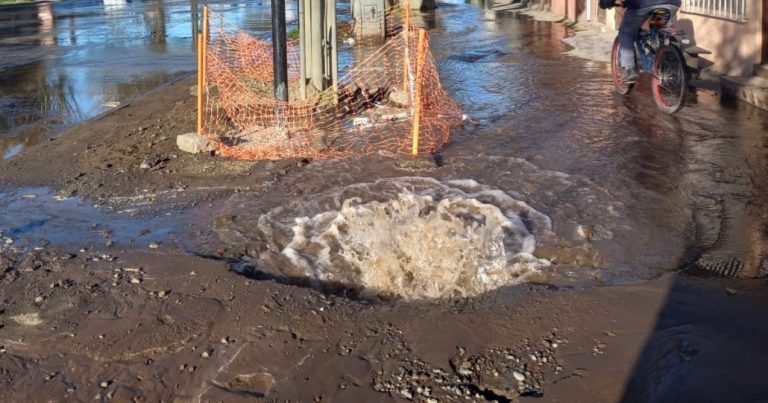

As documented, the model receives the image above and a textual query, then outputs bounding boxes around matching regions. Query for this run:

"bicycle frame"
[634,27,686,73]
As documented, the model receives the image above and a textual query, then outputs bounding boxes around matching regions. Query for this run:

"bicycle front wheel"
[611,36,632,95]
[651,45,689,114]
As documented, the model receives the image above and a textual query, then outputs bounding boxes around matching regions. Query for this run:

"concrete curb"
[720,76,768,112]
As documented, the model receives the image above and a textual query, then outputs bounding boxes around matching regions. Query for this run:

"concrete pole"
[298,0,307,99]
[310,0,324,93]
[329,0,338,100]
[271,0,289,101]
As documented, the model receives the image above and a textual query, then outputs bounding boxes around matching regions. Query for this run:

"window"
[682,0,748,22]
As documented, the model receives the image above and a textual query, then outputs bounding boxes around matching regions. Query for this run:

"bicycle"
[610,6,690,114]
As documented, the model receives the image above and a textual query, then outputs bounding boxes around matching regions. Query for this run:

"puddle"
[0,187,184,249]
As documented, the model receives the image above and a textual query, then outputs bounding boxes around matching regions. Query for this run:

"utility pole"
[271,0,289,101]
[298,0,337,100]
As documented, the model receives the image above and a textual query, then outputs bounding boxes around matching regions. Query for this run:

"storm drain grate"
[684,256,768,279]
[683,255,743,278]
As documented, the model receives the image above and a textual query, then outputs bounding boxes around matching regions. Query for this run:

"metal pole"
[271,0,289,101]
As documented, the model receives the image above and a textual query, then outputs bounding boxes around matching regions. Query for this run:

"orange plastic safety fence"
[201,7,462,160]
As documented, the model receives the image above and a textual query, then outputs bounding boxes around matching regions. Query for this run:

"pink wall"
[675,5,764,77]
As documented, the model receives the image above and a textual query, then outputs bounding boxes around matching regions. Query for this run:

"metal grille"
[682,0,748,21]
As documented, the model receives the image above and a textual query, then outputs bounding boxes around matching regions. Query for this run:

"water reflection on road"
[0,0,300,159]
[432,0,768,278]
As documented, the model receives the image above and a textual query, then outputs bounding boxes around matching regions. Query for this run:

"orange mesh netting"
[199,7,462,160]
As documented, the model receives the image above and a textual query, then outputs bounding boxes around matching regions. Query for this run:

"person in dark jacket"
[601,0,682,83]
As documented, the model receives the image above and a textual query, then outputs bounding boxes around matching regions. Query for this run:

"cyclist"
[600,0,681,83]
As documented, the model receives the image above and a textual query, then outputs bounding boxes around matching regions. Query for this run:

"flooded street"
[1,0,766,285]
[1,1,768,401]
[430,0,768,280]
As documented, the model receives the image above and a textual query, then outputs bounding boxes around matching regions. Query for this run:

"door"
[763,0,768,63]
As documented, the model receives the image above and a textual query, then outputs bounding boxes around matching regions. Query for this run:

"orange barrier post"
[197,32,203,135]
[411,28,426,157]
[203,5,209,88]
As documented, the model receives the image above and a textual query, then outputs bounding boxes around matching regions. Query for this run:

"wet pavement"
[1,0,767,287]
[429,0,768,279]
[0,0,301,159]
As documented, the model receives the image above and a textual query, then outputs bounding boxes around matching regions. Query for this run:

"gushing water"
[221,177,556,299]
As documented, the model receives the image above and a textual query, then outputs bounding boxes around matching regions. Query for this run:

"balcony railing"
[681,0,748,22]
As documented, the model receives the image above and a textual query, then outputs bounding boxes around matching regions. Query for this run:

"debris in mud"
[370,328,566,402]
[139,156,168,170]
[10,312,43,326]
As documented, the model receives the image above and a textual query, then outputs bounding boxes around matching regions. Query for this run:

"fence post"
[197,32,203,135]
[411,28,426,157]
[203,5,209,88]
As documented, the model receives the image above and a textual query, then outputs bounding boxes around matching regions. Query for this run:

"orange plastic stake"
[411,29,426,157]
[203,5,209,88]
[197,32,203,135]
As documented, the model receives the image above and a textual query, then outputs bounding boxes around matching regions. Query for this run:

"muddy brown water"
[1,0,767,295]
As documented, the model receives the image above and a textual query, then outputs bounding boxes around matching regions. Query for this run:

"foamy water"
[221,177,559,299]
[278,179,552,299]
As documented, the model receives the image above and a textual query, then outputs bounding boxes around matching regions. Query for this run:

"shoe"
[621,68,639,84]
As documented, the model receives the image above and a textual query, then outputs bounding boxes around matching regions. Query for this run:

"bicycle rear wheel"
[611,36,632,95]
[651,45,689,114]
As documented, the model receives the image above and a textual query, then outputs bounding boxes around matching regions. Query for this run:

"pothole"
[217,177,558,300]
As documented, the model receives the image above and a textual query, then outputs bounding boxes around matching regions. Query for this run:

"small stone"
[201,351,210,358]
[34,296,44,304]
[99,381,110,388]
[130,277,141,284]
[148,242,160,249]
[513,371,526,382]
